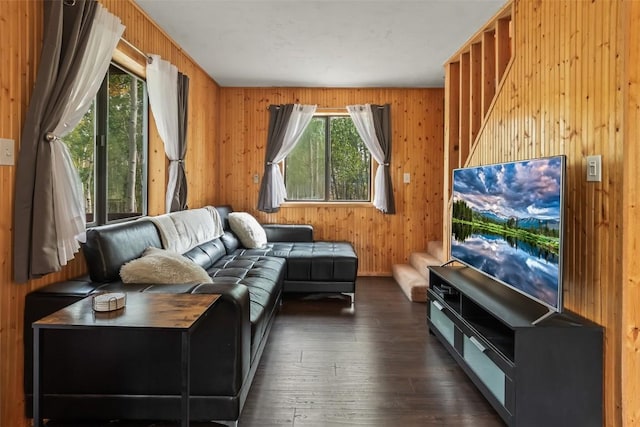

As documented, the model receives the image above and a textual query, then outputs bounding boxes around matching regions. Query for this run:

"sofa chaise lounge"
[23,205,357,426]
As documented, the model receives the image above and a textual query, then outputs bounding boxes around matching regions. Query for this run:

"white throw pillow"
[228,212,267,248]
[120,247,213,284]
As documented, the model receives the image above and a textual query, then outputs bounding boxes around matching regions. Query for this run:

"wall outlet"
[0,138,15,166]
[253,174,260,184]
[403,172,411,183]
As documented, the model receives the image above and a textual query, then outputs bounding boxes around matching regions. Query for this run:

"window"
[65,64,148,225]
[285,116,371,202]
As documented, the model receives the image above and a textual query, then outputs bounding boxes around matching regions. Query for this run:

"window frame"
[283,114,372,204]
[84,62,149,227]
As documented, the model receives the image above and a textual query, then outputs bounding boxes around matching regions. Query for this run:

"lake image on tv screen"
[451,157,563,309]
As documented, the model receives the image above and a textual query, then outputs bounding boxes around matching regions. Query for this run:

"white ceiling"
[134,0,506,88]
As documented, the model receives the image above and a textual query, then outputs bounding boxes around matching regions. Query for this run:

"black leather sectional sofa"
[23,205,357,426]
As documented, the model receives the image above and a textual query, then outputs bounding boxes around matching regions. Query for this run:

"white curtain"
[50,4,125,266]
[268,104,316,206]
[146,54,179,213]
[347,104,389,212]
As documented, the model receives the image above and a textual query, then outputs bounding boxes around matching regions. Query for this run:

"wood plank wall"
[442,2,512,215]
[217,88,444,276]
[443,0,635,425]
[622,1,640,425]
[0,1,219,426]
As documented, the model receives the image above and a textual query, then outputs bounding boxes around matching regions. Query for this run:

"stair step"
[392,264,429,303]
[428,240,445,263]
[409,252,442,279]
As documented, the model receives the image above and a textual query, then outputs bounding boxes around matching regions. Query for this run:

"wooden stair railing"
[442,1,514,259]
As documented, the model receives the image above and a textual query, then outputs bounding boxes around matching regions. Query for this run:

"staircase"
[394,6,513,303]
[392,241,445,302]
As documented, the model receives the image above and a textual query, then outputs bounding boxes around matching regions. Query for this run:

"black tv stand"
[427,265,603,427]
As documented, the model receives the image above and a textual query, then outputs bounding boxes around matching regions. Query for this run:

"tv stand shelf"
[427,265,603,427]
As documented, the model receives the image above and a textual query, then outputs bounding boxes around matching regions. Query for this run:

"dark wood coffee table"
[33,292,220,427]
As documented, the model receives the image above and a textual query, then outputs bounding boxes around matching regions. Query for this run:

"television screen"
[451,155,565,312]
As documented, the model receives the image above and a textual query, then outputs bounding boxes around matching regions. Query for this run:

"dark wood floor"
[47,277,504,427]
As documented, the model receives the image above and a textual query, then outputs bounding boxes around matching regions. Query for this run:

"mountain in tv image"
[451,157,563,309]
[477,210,561,232]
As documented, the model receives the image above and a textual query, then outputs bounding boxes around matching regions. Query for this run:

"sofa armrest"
[263,224,313,242]
[189,282,251,396]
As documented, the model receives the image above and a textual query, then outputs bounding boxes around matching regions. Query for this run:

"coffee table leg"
[181,331,190,427]
[33,326,42,427]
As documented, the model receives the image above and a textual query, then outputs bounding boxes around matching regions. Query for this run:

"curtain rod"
[267,105,384,111]
[119,37,153,64]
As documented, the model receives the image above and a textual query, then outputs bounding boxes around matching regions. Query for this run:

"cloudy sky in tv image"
[453,157,562,220]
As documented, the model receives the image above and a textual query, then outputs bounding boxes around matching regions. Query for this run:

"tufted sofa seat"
[23,205,357,426]
[235,242,358,294]
[214,205,358,297]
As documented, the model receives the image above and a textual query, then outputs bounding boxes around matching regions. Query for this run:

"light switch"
[586,155,601,182]
[0,138,15,166]
[253,174,260,184]
[403,172,411,183]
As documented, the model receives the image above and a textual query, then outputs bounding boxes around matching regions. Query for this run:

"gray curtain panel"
[13,0,97,283]
[371,104,395,214]
[257,104,294,213]
[170,72,190,212]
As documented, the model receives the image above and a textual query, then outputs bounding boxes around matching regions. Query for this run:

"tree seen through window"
[64,64,147,225]
[285,116,371,202]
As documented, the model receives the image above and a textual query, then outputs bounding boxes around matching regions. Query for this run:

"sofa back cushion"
[215,205,234,231]
[83,221,162,283]
[214,205,243,254]
[219,231,240,254]
[182,238,227,270]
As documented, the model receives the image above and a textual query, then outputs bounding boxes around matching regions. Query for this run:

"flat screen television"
[451,155,566,314]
